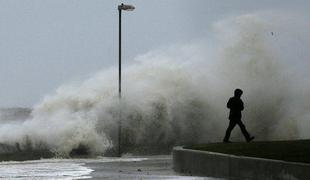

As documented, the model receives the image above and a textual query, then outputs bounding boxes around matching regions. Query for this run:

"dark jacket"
[227,97,244,120]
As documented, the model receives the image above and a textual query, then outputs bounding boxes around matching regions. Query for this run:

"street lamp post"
[117,3,135,157]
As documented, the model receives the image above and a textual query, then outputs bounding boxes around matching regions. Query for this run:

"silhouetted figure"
[223,89,254,143]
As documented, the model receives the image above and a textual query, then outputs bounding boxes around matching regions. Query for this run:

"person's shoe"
[223,140,232,143]
[247,136,255,142]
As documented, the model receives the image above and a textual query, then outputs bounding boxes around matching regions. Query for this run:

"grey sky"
[0,0,309,107]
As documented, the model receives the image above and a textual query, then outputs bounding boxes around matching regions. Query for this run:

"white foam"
[0,159,93,179]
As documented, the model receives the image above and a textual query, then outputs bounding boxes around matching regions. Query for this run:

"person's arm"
[227,98,232,109]
[240,100,244,111]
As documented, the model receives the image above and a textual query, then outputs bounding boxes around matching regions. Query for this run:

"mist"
[0,11,309,156]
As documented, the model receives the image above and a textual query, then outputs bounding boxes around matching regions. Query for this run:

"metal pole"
[119,7,122,99]
[118,7,122,157]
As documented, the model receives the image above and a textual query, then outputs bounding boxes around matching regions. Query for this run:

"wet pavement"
[85,155,220,180]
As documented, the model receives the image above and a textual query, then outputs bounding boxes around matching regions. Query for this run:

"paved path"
[85,155,219,180]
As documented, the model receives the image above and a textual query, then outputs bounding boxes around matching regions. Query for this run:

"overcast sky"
[0,0,309,107]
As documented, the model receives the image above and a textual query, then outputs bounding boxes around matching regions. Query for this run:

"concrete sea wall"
[173,146,310,180]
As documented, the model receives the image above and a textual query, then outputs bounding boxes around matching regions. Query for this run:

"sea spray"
[0,11,308,155]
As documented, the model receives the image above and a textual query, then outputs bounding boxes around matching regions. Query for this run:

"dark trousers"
[223,118,251,142]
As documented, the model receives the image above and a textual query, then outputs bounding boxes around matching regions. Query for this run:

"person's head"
[234,89,243,98]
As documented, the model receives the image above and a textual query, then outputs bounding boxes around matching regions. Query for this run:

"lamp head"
[118,3,135,11]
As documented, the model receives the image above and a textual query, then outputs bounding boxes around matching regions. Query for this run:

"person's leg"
[223,120,236,142]
[237,120,253,141]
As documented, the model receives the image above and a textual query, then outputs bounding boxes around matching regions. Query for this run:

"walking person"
[223,89,254,143]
